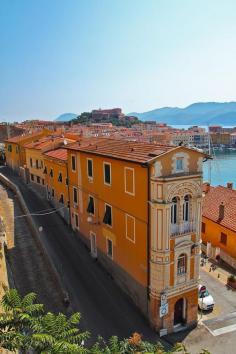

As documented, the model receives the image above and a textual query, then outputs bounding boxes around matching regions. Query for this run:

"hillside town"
[0,106,235,353]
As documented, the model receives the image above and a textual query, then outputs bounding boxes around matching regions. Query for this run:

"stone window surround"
[171,152,189,174]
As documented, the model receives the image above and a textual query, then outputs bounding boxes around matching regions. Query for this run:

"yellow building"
[5,129,51,172]
[66,137,206,334]
[24,136,74,195]
[43,148,70,223]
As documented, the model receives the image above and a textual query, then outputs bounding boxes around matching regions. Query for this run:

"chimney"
[218,202,225,221]
[204,182,211,194]
[227,182,233,190]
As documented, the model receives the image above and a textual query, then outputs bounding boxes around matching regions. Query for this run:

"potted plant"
[227,274,236,289]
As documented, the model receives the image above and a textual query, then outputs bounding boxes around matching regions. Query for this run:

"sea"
[170,125,236,186]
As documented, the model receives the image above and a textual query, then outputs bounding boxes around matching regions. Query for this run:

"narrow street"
[1,167,170,347]
[2,185,64,314]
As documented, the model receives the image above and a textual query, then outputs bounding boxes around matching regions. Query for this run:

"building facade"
[43,148,70,223]
[202,182,236,269]
[66,138,205,334]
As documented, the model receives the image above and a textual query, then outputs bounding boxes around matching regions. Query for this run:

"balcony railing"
[171,221,196,236]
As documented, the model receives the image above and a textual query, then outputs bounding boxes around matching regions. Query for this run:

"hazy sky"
[1,0,236,121]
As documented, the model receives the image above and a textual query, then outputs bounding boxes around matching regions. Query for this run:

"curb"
[0,173,70,309]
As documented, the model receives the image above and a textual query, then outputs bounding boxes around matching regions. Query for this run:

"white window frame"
[106,238,113,259]
[71,154,76,172]
[103,162,112,186]
[88,195,95,215]
[125,214,135,243]
[104,203,112,228]
[74,212,79,230]
[87,158,93,181]
[73,187,78,205]
[124,167,135,196]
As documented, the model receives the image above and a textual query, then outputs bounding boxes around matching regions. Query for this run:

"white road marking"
[212,324,236,336]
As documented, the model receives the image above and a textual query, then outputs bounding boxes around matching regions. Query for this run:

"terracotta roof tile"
[5,131,44,143]
[43,148,68,161]
[203,185,236,232]
[24,136,75,150]
[66,137,174,163]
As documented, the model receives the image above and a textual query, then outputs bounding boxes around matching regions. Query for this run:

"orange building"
[43,148,70,223]
[5,129,51,172]
[202,182,236,269]
[66,137,206,334]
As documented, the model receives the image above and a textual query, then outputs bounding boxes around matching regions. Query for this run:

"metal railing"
[171,221,196,236]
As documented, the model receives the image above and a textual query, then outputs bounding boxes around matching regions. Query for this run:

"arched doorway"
[174,298,185,325]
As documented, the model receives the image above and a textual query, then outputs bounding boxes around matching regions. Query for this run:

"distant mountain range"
[129,102,236,126]
[55,113,78,122]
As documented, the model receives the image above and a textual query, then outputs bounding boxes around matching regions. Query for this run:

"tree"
[0,289,89,353]
[0,290,211,354]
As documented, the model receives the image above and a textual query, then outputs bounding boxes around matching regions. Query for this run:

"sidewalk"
[200,257,235,287]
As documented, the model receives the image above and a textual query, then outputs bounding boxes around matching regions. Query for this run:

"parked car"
[198,284,215,311]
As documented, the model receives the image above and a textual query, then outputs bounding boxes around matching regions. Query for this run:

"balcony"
[171,221,196,236]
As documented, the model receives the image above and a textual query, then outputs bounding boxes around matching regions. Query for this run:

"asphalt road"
[2,168,169,347]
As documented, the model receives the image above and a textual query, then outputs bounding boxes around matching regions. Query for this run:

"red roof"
[44,148,68,161]
[5,131,45,143]
[66,137,174,163]
[24,136,75,150]
[203,185,236,232]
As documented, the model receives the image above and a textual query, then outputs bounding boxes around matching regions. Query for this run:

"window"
[58,172,63,183]
[71,155,76,172]
[50,169,53,177]
[75,213,79,229]
[30,158,33,167]
[16,146,19,153]
[52,189,55,198]
[176,157,184,171]
[36,160,39,169]
[59,194,64,204]
[87,196,95,215]
[126,214,135,243]
[42,179,45,185]
[65,177,69,185]
[177,254,187,275]
[30,174,34,181]
[8,145,12,152]
[103,204,112,226]
[202,222,206,233]
[124,167,135,195]
[104,163,111,185]
[220,232,227,245]
[171,197,178,224]
[183,195,190,222]
[107,239,113,259]
[73,187,78,204]
[36,176,40,184]
[87,159,93,179]
[43,166,47,174]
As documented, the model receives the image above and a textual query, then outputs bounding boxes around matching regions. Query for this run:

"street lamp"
[87,216,100,225]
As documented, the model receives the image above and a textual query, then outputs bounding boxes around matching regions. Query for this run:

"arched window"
[183,195,190,222]
[177,253,187,275]
[171,197,178,224]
